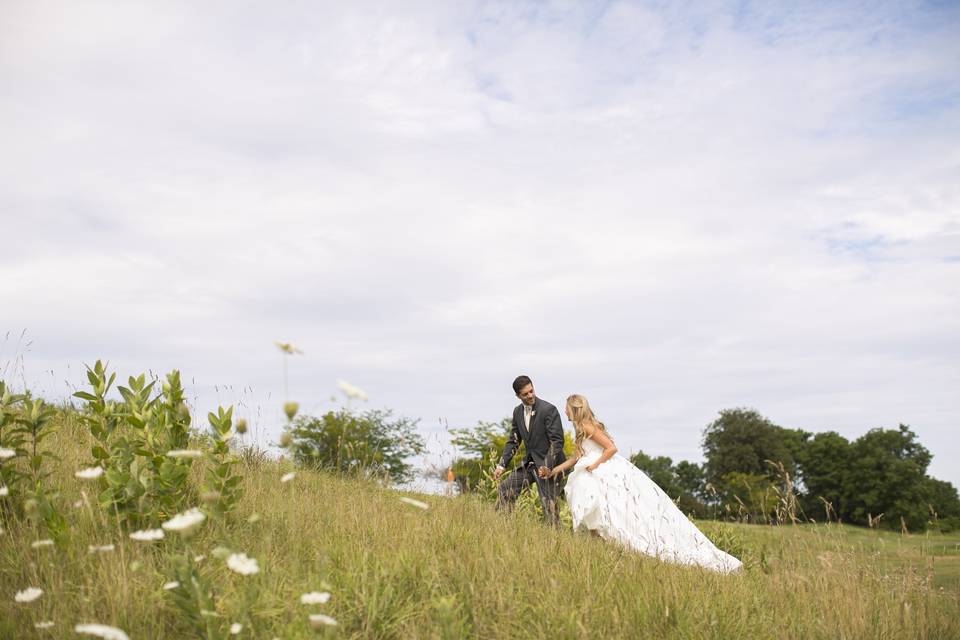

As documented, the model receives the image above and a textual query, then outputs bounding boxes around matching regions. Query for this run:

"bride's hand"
[586,463,599,472]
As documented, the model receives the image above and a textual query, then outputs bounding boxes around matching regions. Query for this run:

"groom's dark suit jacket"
[500,397,567,472]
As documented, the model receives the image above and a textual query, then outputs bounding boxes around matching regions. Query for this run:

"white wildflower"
[230,623,243,635]
[226,552,260,576]
[280,472,296,483]
[162,508,206,536]
[193,554,206,563]
[0,485,8,497]
[129,528,165,542]
[34,621,55,629]
[309,614,338,628]
[247,512,260,524]
[75,466,104,480]
[300,591,331,605]
[399,497,429,510]
[74,623,130,640]
[31,539,54,548]
[88,544,115,553]
[73,500,84,508]
[14,587,43,603]
[163,581,180,591]
[166,449,203,459]
[0,447,15,459]
[337,380,368,401]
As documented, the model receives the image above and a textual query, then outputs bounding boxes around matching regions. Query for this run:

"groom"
[493,375,567,526]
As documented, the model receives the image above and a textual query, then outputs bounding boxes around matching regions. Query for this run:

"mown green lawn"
[707,521,960,591]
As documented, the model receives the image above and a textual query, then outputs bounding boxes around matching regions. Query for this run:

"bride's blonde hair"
[566,394,608,456]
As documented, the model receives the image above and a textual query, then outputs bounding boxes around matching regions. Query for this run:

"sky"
[2,0,958,491]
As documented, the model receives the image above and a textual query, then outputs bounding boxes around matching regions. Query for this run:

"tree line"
[449,408,960,532]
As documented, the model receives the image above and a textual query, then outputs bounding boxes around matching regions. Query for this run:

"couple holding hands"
[493,375,742,574]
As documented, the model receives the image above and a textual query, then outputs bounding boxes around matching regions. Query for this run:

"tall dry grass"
[1,411,958,639]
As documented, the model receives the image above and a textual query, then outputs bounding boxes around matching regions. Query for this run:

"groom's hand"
[493,465,505,481]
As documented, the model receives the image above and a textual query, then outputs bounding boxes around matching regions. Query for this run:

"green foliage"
[289,408,425,483]
[701,410,960,531]
[204,405,244,518]
[448,418,575,494]
[1,381,28,499]
[0,391,67,543]
[629,451,709,517]
[448,418,517,491]
[166,552,225,639]
[702,408,809,489]
[3,395,960,638]
[795,430,851,518]
[716,472,778,521]
[73,361,207,528]
[843,425,935,530]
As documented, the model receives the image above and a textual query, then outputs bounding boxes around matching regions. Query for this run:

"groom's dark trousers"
[497,397,567,526]
[497,463,564,526]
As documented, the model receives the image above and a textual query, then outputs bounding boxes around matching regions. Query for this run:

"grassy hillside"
[2,410,959,639]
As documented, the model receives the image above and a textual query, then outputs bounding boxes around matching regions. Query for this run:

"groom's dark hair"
[512,375,533,394]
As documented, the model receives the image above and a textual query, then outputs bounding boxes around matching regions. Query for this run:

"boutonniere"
[530,410,536,417]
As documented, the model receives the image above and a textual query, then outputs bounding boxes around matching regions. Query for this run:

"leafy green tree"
[674,460,707,499]
[289,409,424,483]
[448,418,516,492]
[702,408,809,488]
[925,477,960,520]
[925,477,960,532]
[795,430,852,520]
[843,425,933,530]
[717,472,778,521]
[630,451,708,517]
[629,451,681,495]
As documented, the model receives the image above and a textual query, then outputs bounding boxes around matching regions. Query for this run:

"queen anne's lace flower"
[74,623,130,640]
[337,380,368,401]
[14,587,43,603]
[300,592,331,605]
[75,466,104,480]
[162,508,206,536]
[309,614,338,628]
[34,621,54,629]
[0,447,15,459]
[226,552,260,575]
[31,539,54,548]
[129,528,165,542]
[163,581,180,591]
[230,623,243,635]
[280,472,296,483]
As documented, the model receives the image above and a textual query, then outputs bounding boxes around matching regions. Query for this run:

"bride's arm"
[584,424,617,472]
[542,455,579,478]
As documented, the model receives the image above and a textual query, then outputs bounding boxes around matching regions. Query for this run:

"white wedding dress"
[564,438,743,573]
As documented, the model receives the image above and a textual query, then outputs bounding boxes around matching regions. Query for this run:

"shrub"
[288,409,424,483]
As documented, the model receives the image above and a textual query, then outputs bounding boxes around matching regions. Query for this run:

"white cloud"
[2,0,958,487]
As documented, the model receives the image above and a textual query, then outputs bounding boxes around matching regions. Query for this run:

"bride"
[540,394,742,573]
